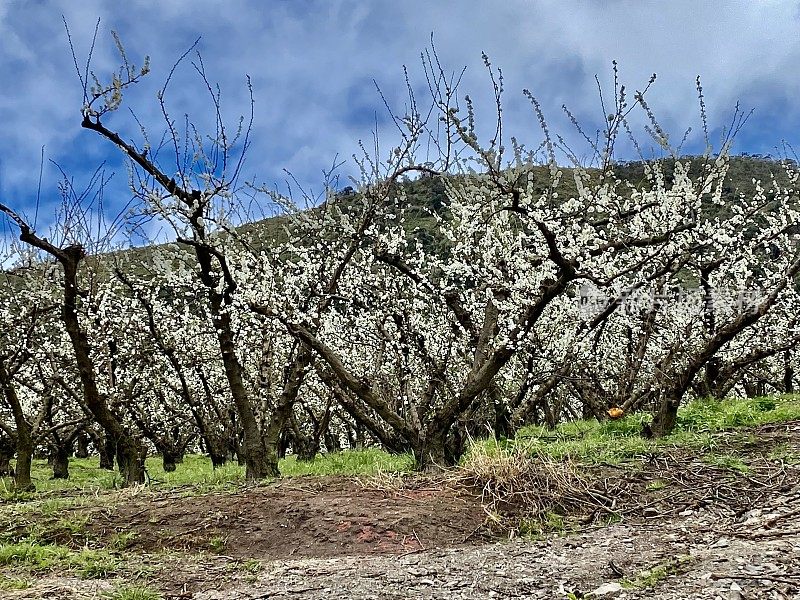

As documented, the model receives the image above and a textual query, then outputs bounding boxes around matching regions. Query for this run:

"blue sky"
[2,0,800,244]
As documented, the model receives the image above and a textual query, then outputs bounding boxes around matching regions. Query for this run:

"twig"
[412,528,426,551]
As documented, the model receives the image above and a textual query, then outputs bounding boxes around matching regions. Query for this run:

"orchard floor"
[2,420,800,599]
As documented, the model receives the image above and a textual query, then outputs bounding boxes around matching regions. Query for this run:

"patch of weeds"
[0,488,35,502]
[0,541,71,570]
[152,455,245,494]
[517,420,654,465]
[768,443,800,465]
[103,584,162,600]
[7,513,91,547]
[596,512,622,526]
[543,511,566,532]
[0,574,30,590]
[518,510,570,538]
[73,548,119,579]
[646,479,668,491]
[235,559,262,583]
[517,518,545,540]
[622,555,693,589]
[0,541,119,579]
[53,514,91,542]
[665,430,717,452]
[704,453,751,475]
[38,498,76,518]
[678,395,800,432]
[238,559,262,574]
[508,396,800,467]
[109,531,138,550]
[208,535,227,554]
[733,432,759,446]
[20,521,48,544]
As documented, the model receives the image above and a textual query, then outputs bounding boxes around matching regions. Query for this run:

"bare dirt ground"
[4,421,800,599]
[86,476,488,559]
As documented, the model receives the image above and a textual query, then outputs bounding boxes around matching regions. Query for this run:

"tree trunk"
[98,434,115,470]
[278,431,289,459]
[0,455,11,477]
[203,434,228,468]
[295,435,319,462]
[58,250,144,486]
[116,448,143,484]
[490,384,512,439]
[75,433,90,458]
[0,361,35,491]
[650,395,680,438]
[51,446,70,479]
[0,440,12,477]
[355,423,365,450]
[784,351,794,394]
[219,323,275,479]
[161,451,178,472]
[413,432,449,472]
[262,346,313,470]
[14,445,34,492]
[116,437,146,485]
[323,430,341,454]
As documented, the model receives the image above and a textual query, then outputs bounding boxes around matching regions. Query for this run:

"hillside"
[105,154,800,270]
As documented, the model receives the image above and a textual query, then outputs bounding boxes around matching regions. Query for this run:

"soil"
[3,421,800,599]
[86,476,489,559]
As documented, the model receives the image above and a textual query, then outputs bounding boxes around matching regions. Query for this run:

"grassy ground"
[458,394,800,538]
[0,447,416,499]
[2,395,798,499]
[3,394,798,498]
[466,394,800,466]
[0,448,415,594]
[0,395,798,596]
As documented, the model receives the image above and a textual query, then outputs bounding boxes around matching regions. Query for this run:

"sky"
[1,0,800,245]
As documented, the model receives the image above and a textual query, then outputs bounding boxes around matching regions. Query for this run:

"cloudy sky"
[1,0,799,242]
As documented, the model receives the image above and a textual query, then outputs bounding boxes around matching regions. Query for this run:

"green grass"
[492,395,800,465]
[646,479,668,491]
[519,510,569,538]
[457,395,798,537]
[621,556,694,589]
[0,395,795,497]
[677,395,800,431]
[0,573,30,590]
[0,448,414,498]
[0,541,118,579]
[513,414,654,464]
[0,541,71,569]
[703,453,752,474]
[103,584,162,600]
[768,442,800,464]
[108,532,138,551]
[208,535,227,554]
[234,558,262,575]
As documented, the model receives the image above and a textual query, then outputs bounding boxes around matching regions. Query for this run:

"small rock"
[741,564,763,575]
[729,581,743,600]
[590,581,624,597]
